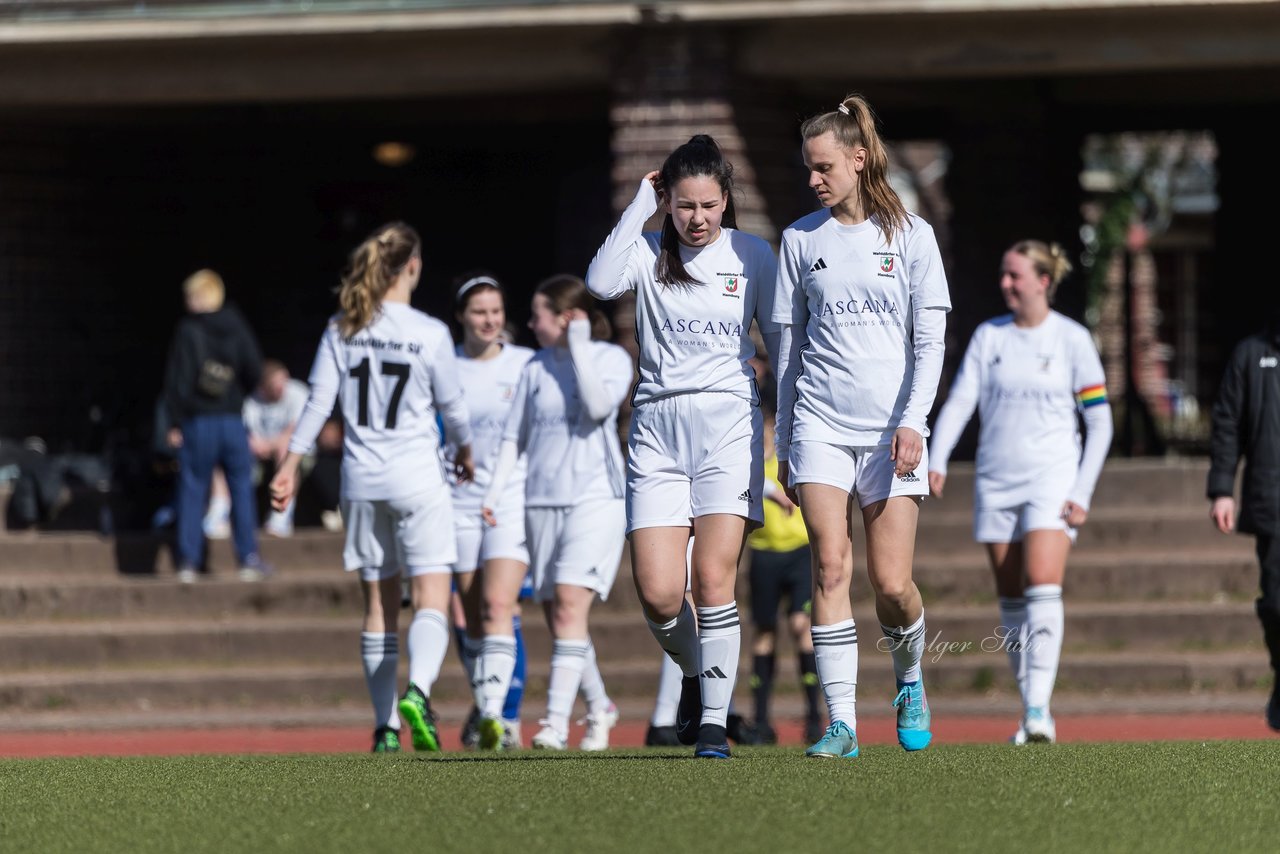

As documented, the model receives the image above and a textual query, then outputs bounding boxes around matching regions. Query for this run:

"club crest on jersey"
[718,273,743,299]
[880,257,894,273]
[724,277,739,293]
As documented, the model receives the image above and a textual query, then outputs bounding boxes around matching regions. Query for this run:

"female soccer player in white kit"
[482,275,632,751]
[587,135,779,759]
[774,95,951,759]
[928,240,1113,745]
[447,274,535,750]
[270,222,474,754]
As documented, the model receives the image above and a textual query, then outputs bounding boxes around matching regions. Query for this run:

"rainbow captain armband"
[1076,384,1108,408]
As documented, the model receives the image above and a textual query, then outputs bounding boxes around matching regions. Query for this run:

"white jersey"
[450,343,535,510]
[774,210,951,448]
[243,378,309,440]
[503,341,632,508]
[587,180,779,404]
[929,311,1108,506]
[289,302,470,502]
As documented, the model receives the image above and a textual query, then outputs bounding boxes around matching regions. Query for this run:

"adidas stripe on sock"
[479,635,517,718]
[406,609,450,697]
[645,600,700,678]
[998,596,1028,706]
[1024,585,1064,710]
[881,611,927,686]
[545,639,590,736]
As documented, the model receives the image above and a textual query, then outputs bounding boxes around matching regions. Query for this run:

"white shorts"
[788,440,929,508]
[453,500,529,573]
[974,502,1077,544]
[974,462,1078,544]
[341,489,458,582]
[627,393,764,533]
[526,499,626,602]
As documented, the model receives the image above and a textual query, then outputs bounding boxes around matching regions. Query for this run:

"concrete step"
[938,457,1214,509]
[0,650,1267,714]
[0,546,1260,620]
[0,601,1264,673]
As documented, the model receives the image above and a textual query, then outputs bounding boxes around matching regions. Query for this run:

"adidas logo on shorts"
[738,489,752,502]
[809,258,828,273]
[896,472,920,483]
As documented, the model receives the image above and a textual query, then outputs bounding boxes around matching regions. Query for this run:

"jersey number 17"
[350,357,410,429]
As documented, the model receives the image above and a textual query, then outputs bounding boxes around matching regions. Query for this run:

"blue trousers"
[177,413,259,568]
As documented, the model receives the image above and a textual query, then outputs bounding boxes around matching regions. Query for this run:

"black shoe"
[694,723,732,759]
[1268,682,1280,732]
[460,705,481,749]
[645,724,681,746]
[676,675,701,746]
[726,713,766,746]
[803,717,825,745]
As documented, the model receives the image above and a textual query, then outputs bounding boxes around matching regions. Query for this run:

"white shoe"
[203,517,231,540]
[531,722,567,751]
[1010,723,1028,746]
[264,511,293,538]
[578,703,619,751]
[1023,707,1056,744]
[176,567,199,585]
[320,509,343,532]
[501,718,522,750]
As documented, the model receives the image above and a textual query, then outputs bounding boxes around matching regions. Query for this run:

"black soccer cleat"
[645,724,681,746]
[694,724,732,759]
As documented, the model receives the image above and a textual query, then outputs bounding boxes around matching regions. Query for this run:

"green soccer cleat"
[397,684,440,752]
[477,715,507,751]
[892,681,932,751]
[805,720,859,758]
[372,726,401,753]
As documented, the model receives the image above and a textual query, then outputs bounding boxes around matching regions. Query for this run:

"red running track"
[1,715,1275,759]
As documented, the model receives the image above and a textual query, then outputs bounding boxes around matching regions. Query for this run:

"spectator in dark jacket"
[162,269,270,583]
[1208,306,1280,730]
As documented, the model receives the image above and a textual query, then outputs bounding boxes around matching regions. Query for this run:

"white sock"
[407,609,449,696]
[546,639,589,737]
[645,600,700,678]
[651,653,683,727]
[696,603,741,729]
[579,640,611,716]
[999,596,1028,706]
[812,619,858,729]
[361,632,399,730]
[479,635,517,718]
[881,611,927,686]
[1024,585,1064,710]
[461,635,483,707]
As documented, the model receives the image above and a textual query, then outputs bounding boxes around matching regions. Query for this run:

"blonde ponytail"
[1010,239,1073,303]
[337,222,420,338]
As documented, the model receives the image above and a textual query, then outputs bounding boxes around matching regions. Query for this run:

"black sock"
[799,651,820,721]
[752,653,775,724]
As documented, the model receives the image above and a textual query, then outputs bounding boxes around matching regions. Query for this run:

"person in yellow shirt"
[747,392,825,745]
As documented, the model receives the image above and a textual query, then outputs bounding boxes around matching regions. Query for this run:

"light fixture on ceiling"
[372,141,416,167]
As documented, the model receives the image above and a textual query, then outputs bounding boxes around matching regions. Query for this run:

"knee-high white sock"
[645,600,700,678]
[651,653,683,727]
[461,635,484,707]
[696,603,741,729]
[579,640,611,716]
[881,611,927,686]
[812,619,859,729]
[1024,585,1064,710]
[479,634,517,718]
[361,632,399,730]
[999,596,1028,706]
[407,609,449,696]
[545,639,589,737]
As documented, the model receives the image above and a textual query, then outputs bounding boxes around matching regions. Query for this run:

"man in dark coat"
[1208,306,1280,730]
[162,269,269,582]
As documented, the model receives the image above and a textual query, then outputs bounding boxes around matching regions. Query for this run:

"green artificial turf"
[1,742,1274,853]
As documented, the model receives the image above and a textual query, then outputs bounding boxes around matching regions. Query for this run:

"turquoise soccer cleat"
[892,682,932,751]
[805,720,859,758]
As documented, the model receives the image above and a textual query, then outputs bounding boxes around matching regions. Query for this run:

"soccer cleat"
[675,675,702,746]
[578,703,619,751]
[460,705,481,749]
[726,713,766,746]
[1010,723,1029,746]
[397,684,440,752]
[892,681,932,751]
[477,715,506,751]
[530,722,567,751]
[1022,707,1056,744]
[372,726,401,753]
[805,721,859,758]
[694,723,731,759]
[802,717,824,746]
[501,718,523,750]
[644,724,680,746]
